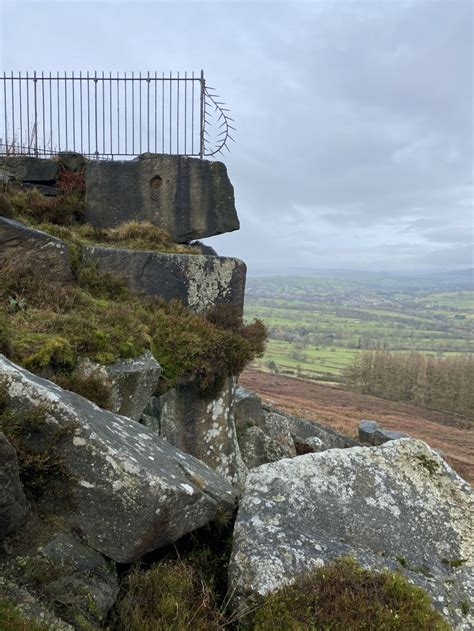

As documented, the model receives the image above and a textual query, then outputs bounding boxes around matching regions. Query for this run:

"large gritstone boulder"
[263,405,360,451]
[229,439,473,630]
[234,386,266,434]
[75,351,161,421]
[0,355,237,563]
[359,419,409,445]
[142,377,247,488]
[84,154,239,242]
[82,245,246,315]
[0,433,29,540]
[0,156,59,184]
[0,217,74,284]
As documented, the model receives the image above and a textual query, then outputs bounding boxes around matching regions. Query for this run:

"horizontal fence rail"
[0,71,235,159]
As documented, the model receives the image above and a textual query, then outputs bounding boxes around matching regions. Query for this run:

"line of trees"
[344,351,474,418]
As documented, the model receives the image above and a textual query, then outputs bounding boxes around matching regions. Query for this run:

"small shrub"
[0,403,77,503]
[3,185,84,226]
[253,558,450,631]
[113,561,223,631]
[53,372,112,409]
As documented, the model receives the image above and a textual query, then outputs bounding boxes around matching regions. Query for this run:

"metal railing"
[0,71,235,159]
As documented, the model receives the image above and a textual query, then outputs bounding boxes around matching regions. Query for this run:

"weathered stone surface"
[84,153,239,242]
[75,351,161,421]
[0,433,28,540]
[0,217,73,284]
[0,578,73,630]
[0,354,237,563]
[229,439,474,629]
[41,532,118,625]
[261,411,296,459]
[234,386,265,434]
[359,419,409,446]
[0,156,58,183]
[57,152,86,173]
[238,426,292,469]
[264,405,360,450]
[144,377,247,487]
[82,245,246,314]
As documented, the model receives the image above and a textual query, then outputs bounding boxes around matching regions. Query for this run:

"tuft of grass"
[112,561,223,631]
[253,557,451,631]
[0,400,78,503]
[0,598,51,631]
[53,371,112,409]
[2,184,84,225]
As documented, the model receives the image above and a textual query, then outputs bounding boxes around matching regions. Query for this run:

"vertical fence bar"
[87,71,90,155]
[154,71,157,152]
[191,72,195,155]
[131,71,135,155]
[176,72,179,154]
[57,72,61,152]
[102,72,105,155]
[199,70,205,159]
[64,71,69,149]
[49,73,53,153]
[124,72,128,154]
[169,71,172,154]
[109,72,112,155]
[41,72,46,154]
[116,72,120,156]
[161,72,164,153]
[3,73,7,152]
[33,71,38,156]
[26,72,30,152]
[139,72,142,154]
[80,72,83,154]
[19,72,23,150]
[147,71,150,153]
[11,72,15,152]
[184,72,187,155]
[94,70,98,157]
[72,71,76,152]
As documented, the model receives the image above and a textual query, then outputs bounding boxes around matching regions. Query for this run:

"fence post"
[33,71,38,156]
[199,69,205,159]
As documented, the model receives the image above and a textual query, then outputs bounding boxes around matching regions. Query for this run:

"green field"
[244,270,474,381]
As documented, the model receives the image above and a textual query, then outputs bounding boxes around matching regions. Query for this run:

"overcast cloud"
[1,0,472,274]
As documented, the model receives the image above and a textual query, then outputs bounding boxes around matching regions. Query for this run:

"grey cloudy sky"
[1,0,473,274]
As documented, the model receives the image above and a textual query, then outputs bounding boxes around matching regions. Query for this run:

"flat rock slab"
[0,217,73,284]
[229,439,473,630]
[0,433,29,540]
[84,153,239,242]
[146,377,247,488]
[82,245,246,314]
[0,355,237,563]
[0,156,59,183]
[359,419,409,445]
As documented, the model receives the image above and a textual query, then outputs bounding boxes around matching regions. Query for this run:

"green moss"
[442,558,467,569]
[0,597,51,631]
[416,454,440,475]
[460,600,470,615]
[253,558,450,631]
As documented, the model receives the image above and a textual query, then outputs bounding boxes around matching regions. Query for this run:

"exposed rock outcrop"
[229,439,473,630]
[84,154,239,241]
[142,377,247,487]
[0,217,74,284]
[75,351,161,421]
[82,245,246,314]
[0,156,59,184]
[0,433,29,540]
[359,419,409,445]
[0,355,237,563]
